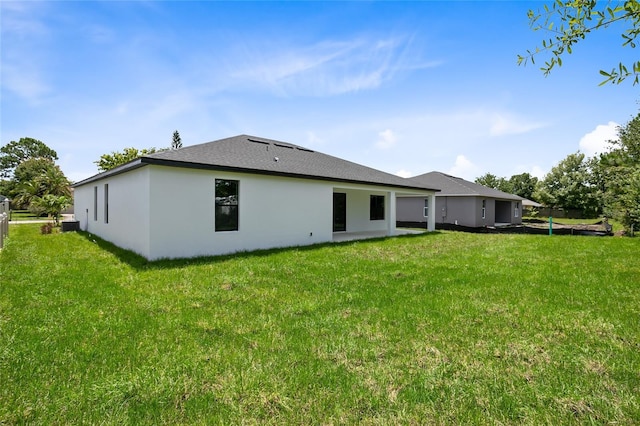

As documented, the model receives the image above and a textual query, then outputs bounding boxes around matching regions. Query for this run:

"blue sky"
[2,1,638,183]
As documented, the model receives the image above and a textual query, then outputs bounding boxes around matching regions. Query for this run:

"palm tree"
[39,165,71,197]
[14,180,43,211]
[31,194,71,225]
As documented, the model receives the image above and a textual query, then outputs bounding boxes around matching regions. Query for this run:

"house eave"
[71,159,146,188]
[437,193,522,199]
[73,157,439,193]
[142,157,439,192]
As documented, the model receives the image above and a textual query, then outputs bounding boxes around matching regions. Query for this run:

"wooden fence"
[0,200,9,250]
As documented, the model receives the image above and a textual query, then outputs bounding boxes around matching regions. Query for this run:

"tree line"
[2,121,637,233]
[475,112,640,231]
[0,138,71,224]
[0,131,183,224]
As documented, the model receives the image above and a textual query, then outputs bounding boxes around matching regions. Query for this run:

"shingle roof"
[74,135,438,192]
[408,171,523,200]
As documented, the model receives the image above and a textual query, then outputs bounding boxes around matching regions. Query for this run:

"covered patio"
[332,228,427,243]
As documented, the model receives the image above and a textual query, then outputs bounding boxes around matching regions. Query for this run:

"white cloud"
[395,169,413,178]
[1,63,51,103]
[305,131,325,147]
[510,164,548,180]
[448,155,479,181]
[0,2,51,103]
[375,129,397,150]
[579,121,619,157]
[83,24,116,44]
[229,35,440,97]
[143,90,197,123]
[0,1,48,37]
[489,113,546,136]
[530,166,546,179]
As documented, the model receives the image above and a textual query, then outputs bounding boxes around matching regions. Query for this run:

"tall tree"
[172,130,183,150]
[534,152,601,217]
[507,173,539,200]
[518,0,640,85]
[475,173,508,191]
[0,137,58,178]
[11,158,70,210]
[95,147,163,172]
[598,112,640,230]
[11,158,56,205]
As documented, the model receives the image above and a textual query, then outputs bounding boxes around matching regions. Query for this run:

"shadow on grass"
[76,230,442,271]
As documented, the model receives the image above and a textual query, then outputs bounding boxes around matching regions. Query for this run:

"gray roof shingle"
[409,171,522,200]
[74,135,438,192]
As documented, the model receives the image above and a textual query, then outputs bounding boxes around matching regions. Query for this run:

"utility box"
[61,221,80,232]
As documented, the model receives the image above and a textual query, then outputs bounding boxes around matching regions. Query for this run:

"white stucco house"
[73,135,438,260]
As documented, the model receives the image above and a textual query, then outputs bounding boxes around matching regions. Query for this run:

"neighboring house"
[522,198,542,216]
[397,171,523,228]
[73,135,438,260]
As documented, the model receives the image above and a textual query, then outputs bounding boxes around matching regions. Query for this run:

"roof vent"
[274,143,294,149]
[274,156,279,162]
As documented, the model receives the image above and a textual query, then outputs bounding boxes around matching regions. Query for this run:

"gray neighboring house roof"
[0,194,8,202]
[408,171,523,201]
[522,198,542,208]
[74,135,439,192]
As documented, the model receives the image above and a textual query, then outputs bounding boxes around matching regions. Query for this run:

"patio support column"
[387,191,396,236]
[427,193,436,231]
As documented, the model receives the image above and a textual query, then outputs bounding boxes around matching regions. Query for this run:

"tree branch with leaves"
[518,0,640,85]
[0,137,58,178]
[94,147,165,172]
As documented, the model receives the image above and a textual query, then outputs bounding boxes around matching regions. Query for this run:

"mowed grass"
[1,225,639,424]
[6,210,46,222]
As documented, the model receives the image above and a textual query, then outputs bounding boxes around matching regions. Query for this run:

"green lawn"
[6,209,47,222]
[1,225,639,424]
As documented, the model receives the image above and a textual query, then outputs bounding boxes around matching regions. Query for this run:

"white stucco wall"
[146,166,333,259]
[74,167,151,257]
[338,188,389,233]
[75,165,435,260]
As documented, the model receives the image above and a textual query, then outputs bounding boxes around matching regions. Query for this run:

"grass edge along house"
[73,135,438,260]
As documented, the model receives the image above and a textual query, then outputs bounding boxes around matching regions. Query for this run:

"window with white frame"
[423,198,429,218]
[482,199,486,219]
[515,202,520,218]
